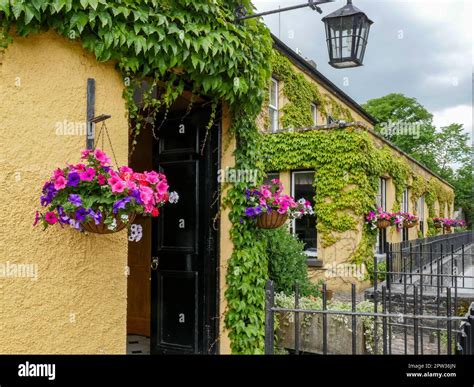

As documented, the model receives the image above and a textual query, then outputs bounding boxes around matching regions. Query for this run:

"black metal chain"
[93,121,120,168]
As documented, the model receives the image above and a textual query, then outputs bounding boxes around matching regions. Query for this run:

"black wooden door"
[151,108,219,354]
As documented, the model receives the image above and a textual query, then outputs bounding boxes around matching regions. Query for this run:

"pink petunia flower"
[156,180,169,194]
[53,168,64,179]
[108,175,121,187]
[33,211,40,227]
[145,171,160,184]
[140,186,155,205]
[79,167,95,182]
[119,166,134,175]
[81,149,93,159]
[45,211,58,225]
[126,180,138,190]
[54,175,67,190]
[111,180,126,193]
[94,149,111,165]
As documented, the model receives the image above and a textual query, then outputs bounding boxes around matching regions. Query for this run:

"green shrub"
[260,227,319,297]
[365,259,386,283]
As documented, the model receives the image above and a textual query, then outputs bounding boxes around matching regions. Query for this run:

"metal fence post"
[385,242,391,290]
[322,283,328,355]
[264,280,275,355]
[294,283,300,355]
[469,304,474,355]
[351,283,357,355]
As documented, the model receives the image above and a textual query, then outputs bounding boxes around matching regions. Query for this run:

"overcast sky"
[253,0,473,137]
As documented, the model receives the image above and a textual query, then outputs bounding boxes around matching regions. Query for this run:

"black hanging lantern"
[322,0,373,68]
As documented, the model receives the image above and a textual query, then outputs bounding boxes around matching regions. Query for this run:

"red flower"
[151,208,159,217]
[97,174,106,185]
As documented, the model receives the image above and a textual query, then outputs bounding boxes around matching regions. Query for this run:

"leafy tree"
[363,93,472,225]
[363,93,437,170]
[450,162,473,227]
[431,124,471,179]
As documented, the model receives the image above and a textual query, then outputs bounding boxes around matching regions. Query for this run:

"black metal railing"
[388,231,473,289]
[456,303,474,355]
[265,234,474,354]
[265,280,471,355]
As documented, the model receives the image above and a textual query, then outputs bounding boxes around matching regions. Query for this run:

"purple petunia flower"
[57,206,70,224]
[92,209,102,225]
[75,207,88,222]
[113,197,131,214]
[69,219,82,231]
[40,193,53,206]
[130,189,143,205]
[245,207,256,217]
[68,194,82,207]
[42,181,55,194]
[67,172,80,187]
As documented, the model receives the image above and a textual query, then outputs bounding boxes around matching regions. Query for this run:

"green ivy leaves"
[260,127,451,266]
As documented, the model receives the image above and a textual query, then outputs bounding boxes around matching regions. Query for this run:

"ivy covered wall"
[260,127,455,267]
[259,51,454,269]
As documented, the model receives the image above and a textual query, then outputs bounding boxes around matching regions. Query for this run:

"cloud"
[253,0,472,140]
[432,104,473,139]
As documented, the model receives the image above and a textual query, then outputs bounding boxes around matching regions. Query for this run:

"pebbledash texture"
[0,31,129,354]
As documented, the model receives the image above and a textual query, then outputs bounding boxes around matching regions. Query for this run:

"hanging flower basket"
[34,149,179,234]
[81,212,137,234]
[434,223,442,229]
[445,226,452,233]
[376,219,391,229]
[366,209,394,230]
[243,180,313,229]
[403,221,418,229]
[256,212,288,229]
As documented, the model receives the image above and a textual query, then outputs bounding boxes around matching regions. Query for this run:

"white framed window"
[269,78,279,132]
[311,103,318,126]
[376,177,387,211]
[291,171,317,256]
[402,188,409,212]
[417,195,425,235]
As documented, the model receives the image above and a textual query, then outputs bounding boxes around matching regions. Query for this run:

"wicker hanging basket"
[376,219,391,229]
[256,212,288,229]
[444,226,452,233]
[81,213,136,234]
[404,221,418,229]
[434,223,442,229]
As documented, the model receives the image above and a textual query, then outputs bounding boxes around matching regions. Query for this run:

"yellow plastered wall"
[218,104,235,355]
[0,31,129,353]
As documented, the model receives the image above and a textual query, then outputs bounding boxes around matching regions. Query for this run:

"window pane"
[311,104,317,125]
[269,107,278,131]
[377,178,387,211]
[269,79,278,108]
[418,196,425,220]
[402,189,409,212]
[292,171,316,253]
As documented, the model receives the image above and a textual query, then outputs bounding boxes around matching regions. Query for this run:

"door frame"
[150,105,221,354]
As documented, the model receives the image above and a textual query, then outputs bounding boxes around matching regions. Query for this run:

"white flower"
[120,214,129,223]
[107,218,117,231]
[169,191,179,204]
